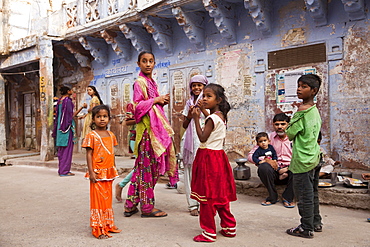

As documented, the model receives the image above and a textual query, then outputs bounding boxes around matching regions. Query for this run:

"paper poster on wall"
[276,68,316,104]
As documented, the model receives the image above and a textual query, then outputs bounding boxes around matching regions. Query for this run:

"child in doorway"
[190,83,237,242]
[317,131,341,178]
[252,132,288,180]
[82,105,121,239]
[181,74,209,216]
[286,74,323,238]
[115,102,136,203]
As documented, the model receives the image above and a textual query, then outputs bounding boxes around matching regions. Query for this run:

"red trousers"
[199,202,236,239]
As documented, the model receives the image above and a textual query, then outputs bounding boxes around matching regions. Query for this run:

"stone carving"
[203,0,236,45]
[108,0,118,15]
[65,4,78,28]
[141,15,173,55]
[64,41,91,68]
[304,0,327,26]
[172,6,205,52]
[341,0,366,20]
[85,0,100,23]
[119,23,152,53]
[100,30,131,60]
[78,36,108,65]
[244,0,272,35]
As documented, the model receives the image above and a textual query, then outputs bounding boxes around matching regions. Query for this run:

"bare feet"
[362,173,370,180]
[115,183,123,203]
[190,209,199,216]
[279,172,288,180]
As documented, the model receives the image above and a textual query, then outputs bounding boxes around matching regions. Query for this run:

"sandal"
[283,199,295,208]
[124,208,138,217]
[59,172,75,177]
[141,209,167,218]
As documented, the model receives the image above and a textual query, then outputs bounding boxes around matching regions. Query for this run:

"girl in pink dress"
[191,83,237,242]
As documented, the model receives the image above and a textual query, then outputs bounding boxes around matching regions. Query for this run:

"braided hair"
[204,83,231,122]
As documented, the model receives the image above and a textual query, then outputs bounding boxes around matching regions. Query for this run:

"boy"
[252,132,288,180]
[317,131,341,178]
[285,74,322,238]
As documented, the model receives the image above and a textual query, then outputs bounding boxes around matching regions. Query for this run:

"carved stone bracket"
[141,15,173,56]
[172,7,206,52]
[119,23,152,53]
[203,0,236,45]
[78,36,108,65]
[341,0,366,21]
[304,0,327,26]
[244,0,272,35]
[63,41,92,68]
[100,30,131,61]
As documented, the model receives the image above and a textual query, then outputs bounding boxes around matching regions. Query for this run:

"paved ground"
[0,165,369,247]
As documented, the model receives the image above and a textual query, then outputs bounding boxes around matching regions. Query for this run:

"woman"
[53,86,84,176]
[124,51,177,217]
[80,85,103,138]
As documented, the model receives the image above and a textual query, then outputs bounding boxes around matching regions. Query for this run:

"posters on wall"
[276,67,316,104]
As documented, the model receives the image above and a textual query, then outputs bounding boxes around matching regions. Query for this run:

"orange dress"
[82,130,121,238]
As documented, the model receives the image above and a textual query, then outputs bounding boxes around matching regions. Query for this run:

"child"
[82,105,121,239]
[115,102,136,203]
[190,83,237,242]
[181,74,209,216]
[317,131,341,178]
[123,51,177,218]
[252,132,288,180]
[286,74,323,238]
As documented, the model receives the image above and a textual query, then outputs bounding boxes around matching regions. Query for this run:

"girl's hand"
[83,103,88,108]
[191,106,201,119]
[89,173,97,183]
[197,99,205,110]
[155,94,170,106]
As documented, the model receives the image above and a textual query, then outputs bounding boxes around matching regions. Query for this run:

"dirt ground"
[0,165,369,247]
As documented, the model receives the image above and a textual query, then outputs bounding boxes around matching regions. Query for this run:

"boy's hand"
[191,107,201,119]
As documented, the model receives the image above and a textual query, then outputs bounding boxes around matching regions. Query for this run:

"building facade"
[0,0,369,170]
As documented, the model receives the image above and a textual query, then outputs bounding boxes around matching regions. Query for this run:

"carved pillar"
[38,38,55,161]
[119,23,152,53]
[244,0,272,35]
[172,7,206,52]
[304,0,327,26]
[64,41,92,68]
[0,75,6,162]
[141,15,173,56]
[100,30,131,60]
[79,36,108,65]
[203,0,236,44]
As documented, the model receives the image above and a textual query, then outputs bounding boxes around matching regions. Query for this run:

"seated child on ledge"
[317,131,340,178]
[252,132,288,180]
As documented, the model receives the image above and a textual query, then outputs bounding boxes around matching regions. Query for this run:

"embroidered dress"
[124,72,177,214]
[52,97,75,175]
[82,96,101,138]
[82,130,120,238]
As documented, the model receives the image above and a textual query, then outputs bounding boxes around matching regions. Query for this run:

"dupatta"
[133,73,177,177]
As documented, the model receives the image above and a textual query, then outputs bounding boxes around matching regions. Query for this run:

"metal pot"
[233,158,251,180]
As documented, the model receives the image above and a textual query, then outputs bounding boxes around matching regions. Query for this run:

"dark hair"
[90,105,111,130]
[273,113,290,123]
[297,74,322,95]
[88,85,104,105]
[59,86,71,95]
[137,51,155,62]
[204,83,231,122]
[256,132,269,142]
[318,131,322,141]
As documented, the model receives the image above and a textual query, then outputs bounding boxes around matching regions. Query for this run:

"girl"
[80,85,103,138]
[52,86,84,176]
[82,105,121,239]
[124,51,177,218]
[190,83,237,242]
[181,75,209,216]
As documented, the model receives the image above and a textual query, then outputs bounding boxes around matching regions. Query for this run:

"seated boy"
[252,132,287,180]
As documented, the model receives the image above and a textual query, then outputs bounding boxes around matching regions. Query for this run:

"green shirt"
[286,105,321,174]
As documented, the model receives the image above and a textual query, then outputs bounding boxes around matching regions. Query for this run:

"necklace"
[213,111,222,114]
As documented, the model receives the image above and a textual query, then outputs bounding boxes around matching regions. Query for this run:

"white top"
[199,114,226,150]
